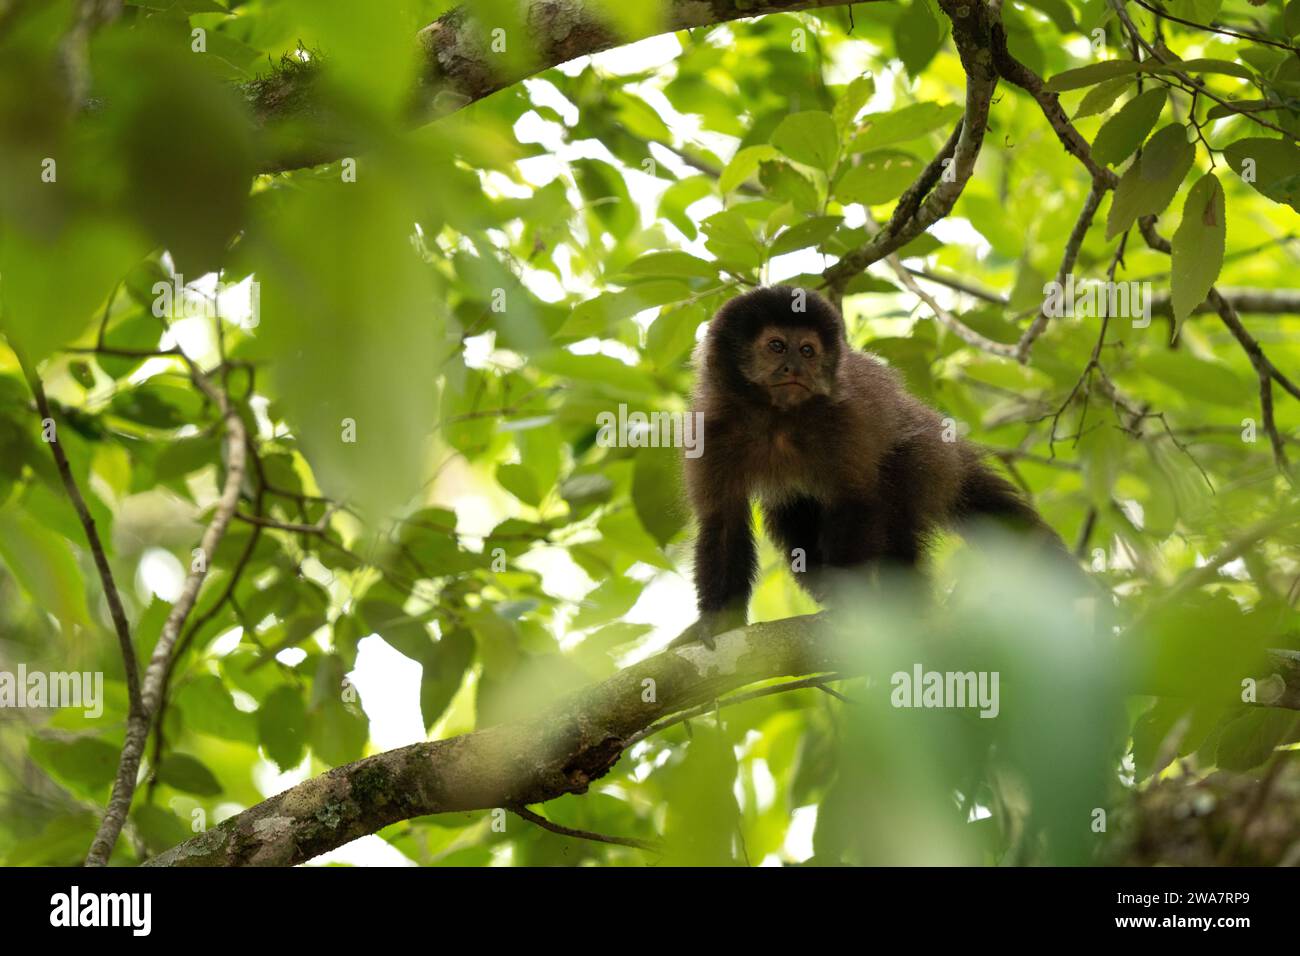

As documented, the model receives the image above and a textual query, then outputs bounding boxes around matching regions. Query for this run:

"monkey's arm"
[690,498,757,646]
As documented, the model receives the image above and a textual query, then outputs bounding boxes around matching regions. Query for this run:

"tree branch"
[1139,216,1298,481]
[16,355,142,720]
[989,21,1119,188]
[1015,181,1106,361]
[821,0,1000,293]
[250,0,884,173]
[145,615,839,866]
[85,360,249,866]
[885,250,1019,358]
[141,603,1300,867]
[1129,0,1300,54]
[508,803,660,852]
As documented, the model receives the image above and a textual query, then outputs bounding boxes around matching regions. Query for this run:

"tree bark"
[145,615,836,866]
[250,0,878,173]
[143,611,1300,867]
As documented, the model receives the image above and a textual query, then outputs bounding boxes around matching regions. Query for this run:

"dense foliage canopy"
[0,0,1298,867]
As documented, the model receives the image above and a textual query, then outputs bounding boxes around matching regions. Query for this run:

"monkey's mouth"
[771,380,810,391]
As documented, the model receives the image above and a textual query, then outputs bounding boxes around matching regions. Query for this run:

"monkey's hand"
[667,607,747,650]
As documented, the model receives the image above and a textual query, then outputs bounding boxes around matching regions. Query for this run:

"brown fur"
[685,286,1065,634]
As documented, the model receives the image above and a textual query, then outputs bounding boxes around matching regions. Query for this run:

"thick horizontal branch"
[1149,288,1300,319]
[250,0,875,172]
[906,269,1300,319]
[145,615,838,866]
[144,606,1300,867]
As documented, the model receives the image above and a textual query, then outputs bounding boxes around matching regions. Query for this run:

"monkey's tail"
[951,459,1103,613]
[951,461,1070,555]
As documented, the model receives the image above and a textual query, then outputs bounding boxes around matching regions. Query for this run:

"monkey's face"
[741,325,833,408]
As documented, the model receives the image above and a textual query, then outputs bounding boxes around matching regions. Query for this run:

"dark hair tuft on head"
[707,286,846,350]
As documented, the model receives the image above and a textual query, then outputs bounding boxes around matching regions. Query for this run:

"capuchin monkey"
[682,285,1079,645]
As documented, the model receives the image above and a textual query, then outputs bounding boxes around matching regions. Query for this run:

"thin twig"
[1131,0,1300,54]
[1111,0,1297,141]
[508,804,660,852]
[624,672,854,750]
[1016,181,1106,361]
[16,353,142,719]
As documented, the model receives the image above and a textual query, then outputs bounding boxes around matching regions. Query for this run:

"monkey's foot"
[666,608,745,650]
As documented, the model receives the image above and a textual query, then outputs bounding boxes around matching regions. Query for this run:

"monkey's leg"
[689,501,757,647]
[815,497,888,599]
[763,496,825,598]
[878,444,925,569]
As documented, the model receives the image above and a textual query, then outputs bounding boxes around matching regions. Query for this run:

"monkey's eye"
[799,344,815,358]
[767,338,786,354]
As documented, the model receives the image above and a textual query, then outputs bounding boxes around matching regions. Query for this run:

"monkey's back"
[836,350,968,526]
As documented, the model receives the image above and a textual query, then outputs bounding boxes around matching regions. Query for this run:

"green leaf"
[849,102,962,152]
[174,674,258,744]
[1170,57,1251,79]
[1222,137,1300,211]
[68,361,95,389]
[759,161,820,214]
[770,216,843,256]
[97,33,254,274]
[632,446,686,546]
[257,685,307,772]
[1077,418,1126,507]
[0,218,141,364]
[623,251,719,280]
[360,600,436,662]
[1073,76,1134,119]
[894,0,946,78]
[719,145,779,193]
[1205,99,1271,121]
[156,754,223,796]
[1170,172,1226,329]
[1142,351,1247,408]
[247,172,441,521]
[572,158,637,238]
[1022,0,1076,32]
[0,502,90,628]
[660,725,741,865]
[419,627,474,731]
[1169,0,1222,23]
[533,351,658,397]
[701,209,765,271]
[571,576,644,631]
[1051,55,1248,97]
[1216,709,1290,772]
[658,176,713,240]
[109,381,208,430]
[772,112,839,171]
[285,0,419,110]
[835,151,924,205]
[496,462,542,507]
[1287,0,1300,38]
[308,655,369,766]
[645,303,707,367]
[833,74,876,131]
[1091,89,1166,167]
[34,737,120,790]
[1045,60,1142,93]
[1131,701,1186,781]
[1105,124,1195,239]
[132,805,192,856]
[560,281,692,338]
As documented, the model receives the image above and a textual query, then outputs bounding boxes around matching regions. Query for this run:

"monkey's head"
[704,286,846,409]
